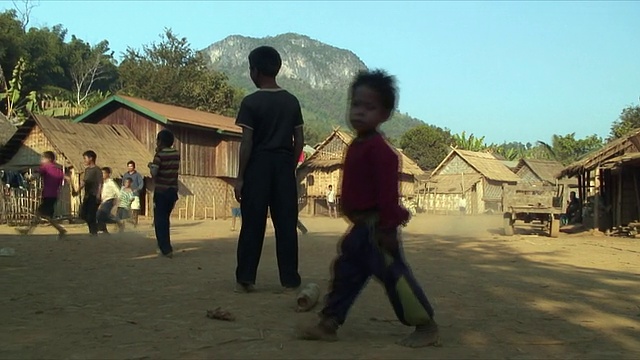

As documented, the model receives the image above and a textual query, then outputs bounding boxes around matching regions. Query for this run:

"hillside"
[202,33,424,144]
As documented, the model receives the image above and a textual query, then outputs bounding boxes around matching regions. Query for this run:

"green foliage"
[1,57,38,124]
[399,125,453,170]
[452,131,487,151]
[0,9,118,116]
[119,28,242,117]
[536,133,603,165]
[610,105,640,140]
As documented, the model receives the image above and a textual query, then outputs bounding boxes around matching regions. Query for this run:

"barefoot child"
[149,129,180,258]
[18,151,67,238]
[301,70,440,348]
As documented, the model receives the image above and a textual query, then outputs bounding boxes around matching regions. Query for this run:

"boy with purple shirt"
[18,151,67,237]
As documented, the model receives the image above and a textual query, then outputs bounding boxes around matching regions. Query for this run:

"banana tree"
[1,58,38,125]
[453,131,487,151]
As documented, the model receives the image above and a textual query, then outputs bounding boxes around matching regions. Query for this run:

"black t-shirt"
[235,89,303,154]
[83,166,102,197]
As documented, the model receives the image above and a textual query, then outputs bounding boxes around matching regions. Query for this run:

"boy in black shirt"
[73,150,102,236]
[234,46,304,293]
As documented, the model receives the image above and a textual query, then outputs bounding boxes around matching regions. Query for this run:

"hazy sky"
[4,1,639,144]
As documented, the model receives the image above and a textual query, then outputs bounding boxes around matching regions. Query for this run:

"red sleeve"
[372,140,409,230]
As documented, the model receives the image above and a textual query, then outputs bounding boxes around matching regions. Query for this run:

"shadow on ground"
[0,215,638,359]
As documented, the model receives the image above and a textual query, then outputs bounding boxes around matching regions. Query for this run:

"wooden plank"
[634,170,640,222]
[617,169,623,226]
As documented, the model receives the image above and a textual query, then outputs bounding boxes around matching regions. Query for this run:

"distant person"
[458,196,467,216]
[117,178,135,225]
[73,150,102,236]
[18,151,67,238]
[296,170,308,235]
[149,129,180,258]
[300,70,440,348]
[123,160,144,227]
[234,46,304,293]
[326,185,337,218]
[96,167,124,234]
[566,191,582,224]
[230,198,241,232]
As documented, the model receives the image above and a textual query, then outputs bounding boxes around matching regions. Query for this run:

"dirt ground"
[1,213,639,359]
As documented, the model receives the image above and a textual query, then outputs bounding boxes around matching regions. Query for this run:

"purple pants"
[321,223,435,326]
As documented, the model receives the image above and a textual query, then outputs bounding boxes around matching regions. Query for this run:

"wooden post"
[593,168,600,230]
[616,168,623,227]
[634,170,640,221]
[192,194,196,221]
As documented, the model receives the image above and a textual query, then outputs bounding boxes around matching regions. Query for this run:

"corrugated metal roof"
[75,95,241,134]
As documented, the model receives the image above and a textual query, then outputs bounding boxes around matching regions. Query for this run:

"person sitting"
[566,191,582,224]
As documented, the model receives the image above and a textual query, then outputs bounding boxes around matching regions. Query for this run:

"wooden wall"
[93,106,240,178]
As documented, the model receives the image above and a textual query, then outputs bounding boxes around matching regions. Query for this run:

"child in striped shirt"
[117,178,135,224]
[149,129,180,258]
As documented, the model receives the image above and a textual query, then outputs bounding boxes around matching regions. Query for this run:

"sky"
[3,1,639,144]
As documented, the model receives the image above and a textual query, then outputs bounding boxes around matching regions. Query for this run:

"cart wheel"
[503,212,514,236]
[549,215,560,238]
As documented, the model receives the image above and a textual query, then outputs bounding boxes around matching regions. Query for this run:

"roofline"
[74,95,169,124]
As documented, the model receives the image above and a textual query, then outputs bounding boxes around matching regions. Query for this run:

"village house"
[297,128,424,216]
[0,114,153,222]
[558,128,640,231]
[514,158,577,202]
[425,148,521,214]
[73,95,242,219]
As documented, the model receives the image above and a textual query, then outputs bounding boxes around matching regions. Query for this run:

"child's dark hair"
[248,46,282,77]
[350,70,397,112]
[101,167,111,175]
[157,129,175,147]
[82,150,97,161]
[42,151,55,162]
[127,160,136,167]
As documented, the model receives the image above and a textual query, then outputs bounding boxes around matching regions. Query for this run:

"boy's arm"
[235,99,254,182]
[292,101,304,166]
[373,144,409,232]
[237,128,253,182]
[149,154,161,178]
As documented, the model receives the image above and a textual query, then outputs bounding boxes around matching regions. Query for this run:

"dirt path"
[1,214,639,359]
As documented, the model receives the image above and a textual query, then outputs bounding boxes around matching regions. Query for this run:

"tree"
[452,131,487,151]
[1,57,38,124]
[66,37,117,105]
[12,0,38,31]
[399,124,453,170]
[536,133,603,165]
[610,104,640,140]
[119,28,242,116]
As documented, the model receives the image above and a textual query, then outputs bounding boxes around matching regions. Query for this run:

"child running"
[96,167,124,234]
[73,150,102,236]
[18,151,67,238]
[117,178,135,226]
[301,70,440,348]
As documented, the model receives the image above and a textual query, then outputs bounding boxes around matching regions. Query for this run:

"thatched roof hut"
[0,114,153,178]
[515,159,568,185]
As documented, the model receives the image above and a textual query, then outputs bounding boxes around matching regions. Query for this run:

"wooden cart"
[502,183,564,238]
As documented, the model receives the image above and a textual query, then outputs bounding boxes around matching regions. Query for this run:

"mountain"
[203,33,424,145]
